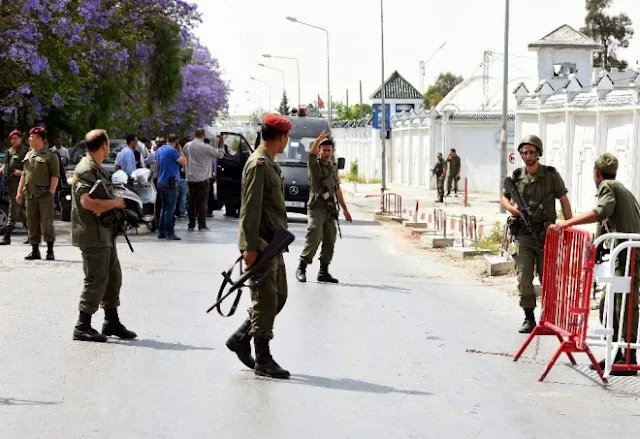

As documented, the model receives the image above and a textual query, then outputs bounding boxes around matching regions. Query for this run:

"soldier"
[296,131,352,284]
[446,148,461,197]
[0,130,28,245]
[16,126,60,260]
[555,153,639,375]
[500,134,573,333]
[225,114,291,379]
[433,152,446,203]
[71,129,137,342]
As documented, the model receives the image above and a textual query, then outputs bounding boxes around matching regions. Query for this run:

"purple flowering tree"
[0,0,228,142]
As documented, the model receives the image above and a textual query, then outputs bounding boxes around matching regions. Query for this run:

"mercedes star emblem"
[289,186,299,195]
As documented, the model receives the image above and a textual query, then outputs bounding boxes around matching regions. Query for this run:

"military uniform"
[238,147,288,340]
[593,155,640,349]
[71,154,136,342]
[433,154,446,202]
[446,154,461,195]
[0,144,28,244]
[22,147,60,258]
[227,114,292,379]
[504,161,567,332]
[297,151,340,283]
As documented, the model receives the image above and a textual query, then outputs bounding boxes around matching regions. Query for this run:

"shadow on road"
[286,374,432,396]
[332,281,412,294]
[110,338,214,352]
[0,397,61,406]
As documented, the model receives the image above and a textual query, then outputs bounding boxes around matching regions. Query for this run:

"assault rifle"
[503,176,540,247]
[207,225,295,317]
[89,179,134,253]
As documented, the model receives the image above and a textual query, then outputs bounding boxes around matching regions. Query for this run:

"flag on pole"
[317,94,325,109]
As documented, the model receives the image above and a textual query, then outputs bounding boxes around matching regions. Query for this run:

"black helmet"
[518,134,543,156]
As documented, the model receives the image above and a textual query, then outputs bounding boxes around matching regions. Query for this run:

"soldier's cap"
[8,129,22,139]
[319,136,334,147]
[594,153,618,175]
[29,126,47,140]
[437,152,443,157]
[262,113,292,133]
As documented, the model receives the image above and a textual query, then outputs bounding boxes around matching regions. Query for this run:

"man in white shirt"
[183,128,224,231]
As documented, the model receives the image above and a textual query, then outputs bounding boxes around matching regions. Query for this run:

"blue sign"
[372,104,392,130]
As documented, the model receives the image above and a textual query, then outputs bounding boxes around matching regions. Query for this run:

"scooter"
[112,169,158,232]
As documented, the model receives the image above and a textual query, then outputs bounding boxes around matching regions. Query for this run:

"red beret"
[8,129,22,139]
[29,126,47,139]
[263,114,292,133]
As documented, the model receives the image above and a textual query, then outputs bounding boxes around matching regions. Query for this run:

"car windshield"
[275,117,329,164]
[105,141,127,164]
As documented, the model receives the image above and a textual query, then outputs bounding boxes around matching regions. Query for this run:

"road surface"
[0,208,638,438]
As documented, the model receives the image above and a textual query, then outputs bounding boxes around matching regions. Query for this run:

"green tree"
[306,103,323,118]
[278,91,290,115]
[580,0,634,70]
[334,102,372,121]
[423,72,463,108]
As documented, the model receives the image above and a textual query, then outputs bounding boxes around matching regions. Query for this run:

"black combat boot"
[25,244,41,260]
[592,350,639,375]
[0,225,14,245]
[102,308,137,339]
[317,263,338,283]
[518,308,536,333]
[254,337,290,379]
[46,242,54,261]
[296,262,307,283]
[73,311,108,342]
[225,318,255,369]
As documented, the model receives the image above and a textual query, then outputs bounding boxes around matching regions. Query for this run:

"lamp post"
[263,54,301,109]
[499,0,510,213]
[419,42,447,93]
[250,76,272,111]
[244,90,262,109]
[258,63,286,98]
[286,16,331,121]
[380,0,387,193]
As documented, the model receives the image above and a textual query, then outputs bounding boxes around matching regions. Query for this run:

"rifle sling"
[210,255,244,317]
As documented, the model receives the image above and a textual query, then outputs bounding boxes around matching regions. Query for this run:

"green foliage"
[148,19,185,108]
[423,72,463,108]
[334,102,372,121]
[580,0,634,70]
[475,222,504,254]
[349,159,358,177]
[278,91,290,115]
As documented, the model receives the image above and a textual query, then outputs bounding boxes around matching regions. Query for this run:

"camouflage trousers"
[26,193,55,244]
[515,234,543,309]
[79,246,122,314]
[300,207,337,266]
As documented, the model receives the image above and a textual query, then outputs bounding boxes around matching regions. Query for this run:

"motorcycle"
[112,169,158,232]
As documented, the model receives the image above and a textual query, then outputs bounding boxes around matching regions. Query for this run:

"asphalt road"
[1,208,639,438]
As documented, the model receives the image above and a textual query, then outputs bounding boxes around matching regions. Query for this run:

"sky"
[193,0,640,115]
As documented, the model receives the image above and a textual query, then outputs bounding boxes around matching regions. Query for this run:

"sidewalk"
[342,182,508,239]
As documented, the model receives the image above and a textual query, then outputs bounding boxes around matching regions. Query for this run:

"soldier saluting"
[225,114,291,379]
[16,126,60,260]
[296,130,352,283]
[0,130,28,245]
[71,129,136,343]
[500,134,573,333]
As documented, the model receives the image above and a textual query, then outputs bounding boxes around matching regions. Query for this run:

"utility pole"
[380,0,387,193]
[499,0,510,213]
[359,80,364,119]
[346,89,349,108]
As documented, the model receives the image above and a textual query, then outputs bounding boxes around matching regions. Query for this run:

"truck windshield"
[275,117,329,164]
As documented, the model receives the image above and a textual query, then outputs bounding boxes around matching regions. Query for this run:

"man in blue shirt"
[155,133,187,240]
[114,134,143,177]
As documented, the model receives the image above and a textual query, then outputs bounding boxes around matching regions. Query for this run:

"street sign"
[508,152,515,164]
[372,103,392,130]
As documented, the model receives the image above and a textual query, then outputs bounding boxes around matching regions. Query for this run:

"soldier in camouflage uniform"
[71,129,137,343]
[296,131,352,284]
[0,130,28,245]
[433,153,446,203]
[501,134,573,333]
[555,153,640,375]
[16,126,60,261]
[226,114,292,379]
[446,148,461,197]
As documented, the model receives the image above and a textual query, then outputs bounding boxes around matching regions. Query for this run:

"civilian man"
[155,134,187,240]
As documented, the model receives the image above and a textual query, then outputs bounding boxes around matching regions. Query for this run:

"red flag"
[317,94,325,109]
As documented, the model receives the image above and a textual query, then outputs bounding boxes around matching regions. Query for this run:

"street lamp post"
[258,63,286,99]
[245,90,262,109]
[380,0,387,193]
[263,54,301,109]
[499,0,510,213]
[286,16,331,122]
[250,76,272,111]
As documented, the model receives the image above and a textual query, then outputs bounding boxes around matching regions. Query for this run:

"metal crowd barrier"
[514,226,607,383]
[382,193,402,218]
[433,208,447,238]
[459,214,477,247]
